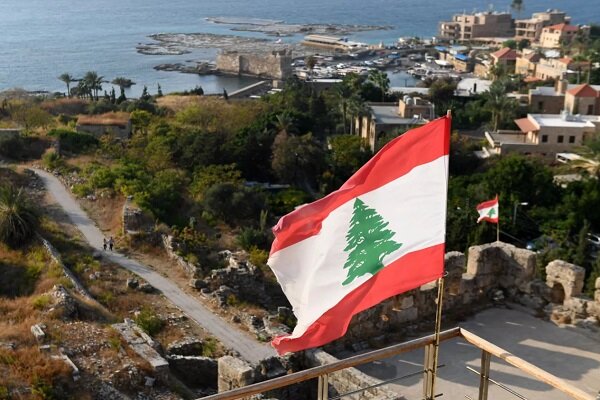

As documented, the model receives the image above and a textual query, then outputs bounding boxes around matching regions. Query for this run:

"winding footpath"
[34,168,276,364]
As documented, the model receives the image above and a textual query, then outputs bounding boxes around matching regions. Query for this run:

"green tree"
[111,77,135,92]
[329,135,371,181]
[8,103,52,132]
[83,71,105,100]
[503,40,517,50]
[335,84,354,134]
[190,164,242,200]
[58,73,75,97]
[342,198,402,285]
[130,110,152,135]
[511,0,524,15]
[518,39,531,51]
[368,70,390,102]
[271,132,325,192]
[305,55,317,78]
[0,185,39,247]
[428,78,456,113]
[483,80,518,131]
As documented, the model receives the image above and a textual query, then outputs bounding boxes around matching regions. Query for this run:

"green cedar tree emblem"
[342,198,402,286]
[487,208,496,218]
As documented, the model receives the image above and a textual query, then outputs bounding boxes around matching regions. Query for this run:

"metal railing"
[200,327,595,400]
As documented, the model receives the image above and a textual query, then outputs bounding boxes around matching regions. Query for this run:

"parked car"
[526,236,558,252]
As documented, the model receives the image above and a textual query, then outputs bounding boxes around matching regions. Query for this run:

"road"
[34,168,276,364]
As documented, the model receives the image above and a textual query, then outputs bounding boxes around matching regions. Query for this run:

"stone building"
[515,9,570,43]
[76,112,131,140]
[490,47,519,74]
[515,50,541,77]
[354,98,433,151]
[534,57,590,81]
[539,23,589,49]
[528,81,600,115]
[485,112,600,157]
[216,50,292,80]
[438,11,514,41]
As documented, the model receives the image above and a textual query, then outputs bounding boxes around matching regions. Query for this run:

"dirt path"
[33,168,276,364]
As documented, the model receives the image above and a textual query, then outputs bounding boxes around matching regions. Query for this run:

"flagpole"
[427,110,452,399]
[430,275,445,399]
[496,194,500,242]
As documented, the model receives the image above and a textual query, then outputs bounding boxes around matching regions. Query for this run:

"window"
[541,135,548,143]
[569,136,575,143]
[557,135,564,143]
[588,105,594,115]
[538,101,544,111]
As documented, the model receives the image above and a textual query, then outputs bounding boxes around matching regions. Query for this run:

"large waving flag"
[267,116,451,355]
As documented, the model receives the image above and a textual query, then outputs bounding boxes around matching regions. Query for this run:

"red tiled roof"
[524,52,541,62]
[567,84,599,98]
[558,57,573,65]
[492,47,518,60]
[515,118,538,133]
[545,23,579,32]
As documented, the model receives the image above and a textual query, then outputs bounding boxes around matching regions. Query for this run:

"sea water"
[0,0,597,96]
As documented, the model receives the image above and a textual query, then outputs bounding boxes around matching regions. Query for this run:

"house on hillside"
[354,97,433,151]
[76,112,131,140]
[490,47,519,74]
[515,10,570,43]
[515,51,542,77]
[539,23,589,49]
[534,57,590,81]
[529,81,600,114]
[484,112,600,157]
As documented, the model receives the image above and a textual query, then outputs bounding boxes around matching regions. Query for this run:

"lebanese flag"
[476,196,499,224]
[267,116,450,355]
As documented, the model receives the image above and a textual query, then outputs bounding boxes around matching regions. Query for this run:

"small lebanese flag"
[476,196,499,224]
[267,116,450,355]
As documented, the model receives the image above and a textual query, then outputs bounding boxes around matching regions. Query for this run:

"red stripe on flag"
[478,217,499,224]
[476,197,498,211]
[271,244,445,355]
[270,117,450,255]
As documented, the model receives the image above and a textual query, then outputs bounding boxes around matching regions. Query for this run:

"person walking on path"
[103,238,107,251]
[108,236,114,251]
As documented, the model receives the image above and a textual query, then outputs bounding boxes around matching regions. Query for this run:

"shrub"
[202,337,218,357]
[203,183,265,225]
[237,227,270,251]
[32,295,52,310]
[72,183,93,197]
[42,152,64,170]
[47,128,98,154]
[134,308,164,336]
[0,135,25,160]
[248,246,269,268]
[0,185,39,247]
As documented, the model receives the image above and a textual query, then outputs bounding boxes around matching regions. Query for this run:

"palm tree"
[83,71,105,100]
[58,73,75,97]
[484,80,518,132]
[273,113,295,136]
[511,0,524,16]
[347,95,368,135]
[336,84,354,134]
[368,70,390,102]
[0,185,39,247]
[111,77,135,90]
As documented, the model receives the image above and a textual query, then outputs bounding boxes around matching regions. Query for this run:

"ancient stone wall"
[216,50,292,80]
[162,234,203,278]
[334,242,539,350]
[305,350,400,400]
[122,198,153,235]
